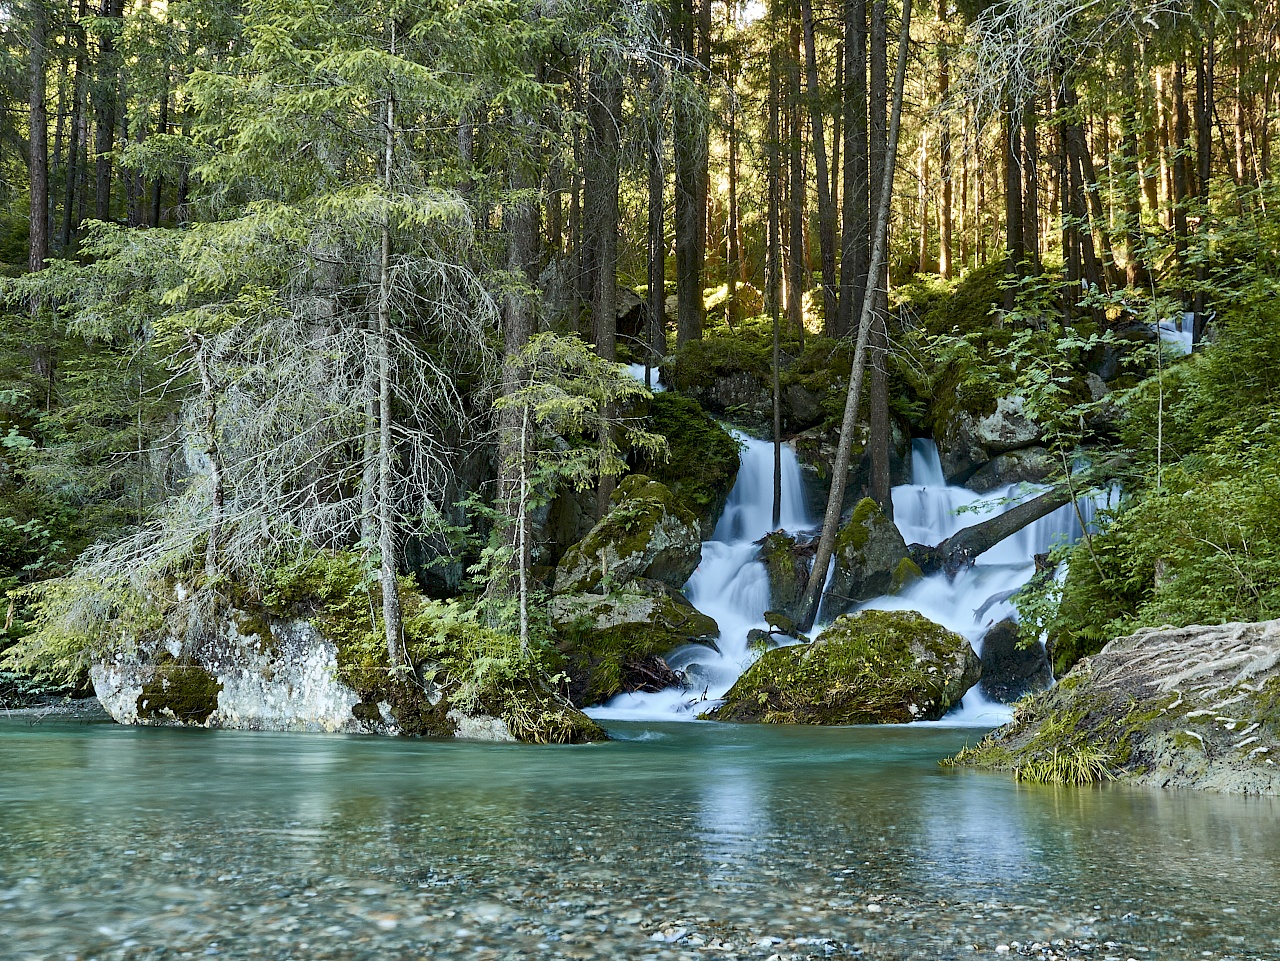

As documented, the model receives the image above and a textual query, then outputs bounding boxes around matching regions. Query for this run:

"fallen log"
[910,455,1130,576]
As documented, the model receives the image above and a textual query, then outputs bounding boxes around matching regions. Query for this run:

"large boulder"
[935,410,988,485]
[91,558,606,744]
[974,395,1041,453]
[551,581,719,706]
[710,609,980,724]
[553,475,702,594]
[934,395,1043,485]
[757,531,809,624]
[793,423,911,519]
[965,446,1057,494]
[978,618,1052,703]
[955,620,1280,792]
[823,498,920,620]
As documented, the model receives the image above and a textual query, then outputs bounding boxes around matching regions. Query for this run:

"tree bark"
[1003,95,1024,311]
[28,0,50,275]
[673,0,704,347]
[797,0,913,633]
[937,3,952,280]
[837,0,868,340]
[647,60,666,384]
[801,0,838,332]
[93,0,122,221]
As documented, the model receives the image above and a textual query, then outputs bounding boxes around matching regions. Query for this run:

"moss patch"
[137,661,222,724]
[260,551,605,744]
[636,393,741,533]
[711,610,978,725]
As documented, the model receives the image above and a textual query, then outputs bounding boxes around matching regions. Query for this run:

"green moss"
[258,550,605,744]
[137,661,222,724]
[636,393,741,530]
[713,610,973,725]
[835,498,883,556]
[892,557,923,592]
[554,589,717,705]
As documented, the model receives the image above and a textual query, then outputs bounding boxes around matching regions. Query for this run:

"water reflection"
[4,718,1280,960]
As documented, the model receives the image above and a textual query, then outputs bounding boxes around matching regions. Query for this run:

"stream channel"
[3,432,1280,959]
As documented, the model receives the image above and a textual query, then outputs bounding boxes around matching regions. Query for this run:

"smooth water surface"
[3,716,1279,961]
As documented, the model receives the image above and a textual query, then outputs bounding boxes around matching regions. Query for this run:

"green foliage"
[634,392,740,527]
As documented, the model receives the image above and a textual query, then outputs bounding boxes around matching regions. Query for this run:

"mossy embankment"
[951,620,1280,793]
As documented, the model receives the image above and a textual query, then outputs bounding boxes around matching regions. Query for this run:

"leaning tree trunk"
[796,0,913,633]
[911,455,1130,575]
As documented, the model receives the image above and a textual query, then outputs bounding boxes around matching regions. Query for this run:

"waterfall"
[588,399,1109,724]
[586,433,814,720]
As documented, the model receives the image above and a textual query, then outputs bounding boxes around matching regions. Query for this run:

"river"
[2,715,1279,960]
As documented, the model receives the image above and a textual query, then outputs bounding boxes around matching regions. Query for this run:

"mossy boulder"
[793,423,911,519]
[92,552,606,745]
[553,475,701,594]
[710,609,980,724]
[635,393,741,536]
[823,498,915,620]
[757,531,809,624]
[551,581,719,706]
[665,336,773,431]
[953,620,1280,792]
[977,618,1052,703]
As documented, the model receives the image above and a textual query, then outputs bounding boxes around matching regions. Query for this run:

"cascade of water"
[587,385,1109,724]
[586,433,814,720]
[856,440,1110,725]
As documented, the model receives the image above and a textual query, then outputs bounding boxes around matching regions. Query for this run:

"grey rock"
[978,618,1052,703]
[553,475,702,594]
[971,619,1280,793]
[823,499,915,620]
[965,446,1057,494]
[974,395,1041,454]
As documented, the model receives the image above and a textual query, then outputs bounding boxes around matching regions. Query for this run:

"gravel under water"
[2,715,1279,961]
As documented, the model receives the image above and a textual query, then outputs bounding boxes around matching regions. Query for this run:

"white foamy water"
[591,376,1110,726]
[850,440,1111,726]
[586,433,814,721]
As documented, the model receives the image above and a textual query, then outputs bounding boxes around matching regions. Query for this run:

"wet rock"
[823,498,918,620]
[978,619,1052,703]
[935,409,989,485]
[553,475,702,594]
[710,609,981,724]
[782,384,824,430]
[634,393,741,537]
[793,423,910,516]
[956,619,1280,792]
[550,581,719,706]
[757,531,809,624]
[965,446,1057,494]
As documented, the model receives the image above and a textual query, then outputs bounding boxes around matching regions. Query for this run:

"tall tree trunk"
[376,78,404,670]
[93,0,123,221]
[673,0,705,346]
[937,4,952,280]
[1193,37,1213,342]
[867,0,889,502]
[798,0,913,632]
[1121,51,1148,286]
[786,14,806,344]
[837,0,868,340]
[768,31,783,527]
[801,0,838,332]
[587,59,622,515]
[647,62,666,385]
[1022,96,1041,275]
[28,0,50,275]
[61,7,89,251]
[1003,95,1024,311]
[1171,54,1190,263]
